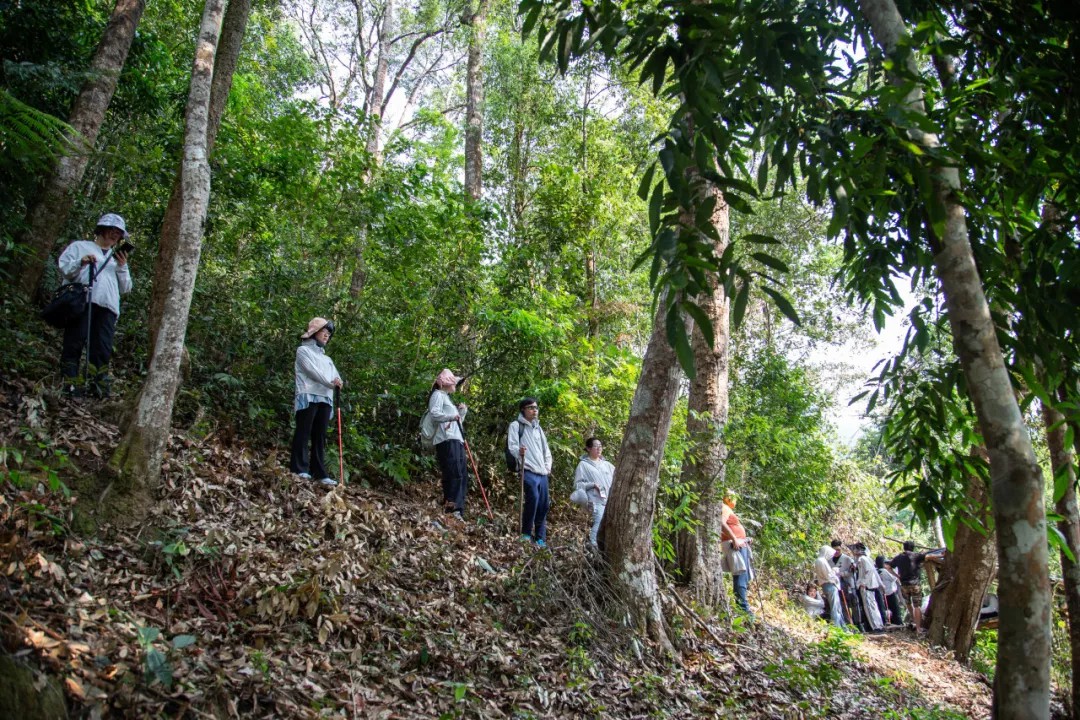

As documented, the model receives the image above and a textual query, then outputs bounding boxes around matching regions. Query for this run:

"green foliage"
[135,626,197,689]
[724,350,848,569]
[762,627,856,713]
[969,627,996,680]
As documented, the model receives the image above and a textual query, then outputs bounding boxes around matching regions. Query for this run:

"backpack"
[419,410,437,450]
[505,420,526,473]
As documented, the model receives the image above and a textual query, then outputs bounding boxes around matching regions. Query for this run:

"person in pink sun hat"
[427,368,470,520]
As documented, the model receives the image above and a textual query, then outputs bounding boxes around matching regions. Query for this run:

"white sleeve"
[296,347,339,387]
[574,462,591,490]
[116,263,132,293]
[507,422,520,456]
[428,391,456,422]
[58,242,86,282]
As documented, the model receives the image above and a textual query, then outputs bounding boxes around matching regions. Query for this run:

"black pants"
[436,440,468,513]
[885,591,903,625]
[61,303,117,393]
[290,402,332,479]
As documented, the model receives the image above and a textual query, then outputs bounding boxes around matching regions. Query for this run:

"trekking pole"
[335,386,345,486]
[456,420,494,521]
[838,584,854,626]
[82,259,97,387]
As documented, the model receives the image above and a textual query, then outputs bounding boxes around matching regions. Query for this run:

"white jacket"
[294,340,341,403]
[814,545,840,587]
[427,389,467,445]
[574,455,614,504]
[856,554,882,590]
[878,567,900,595]
[507,415,552,475]
[57,240,132,317]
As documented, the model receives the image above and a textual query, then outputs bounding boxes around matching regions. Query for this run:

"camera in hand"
[118,241,135,255]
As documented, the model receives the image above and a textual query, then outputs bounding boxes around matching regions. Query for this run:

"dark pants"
[874,587,889,626]
[290,402,332,479]
[520,470,550,541]
[885,591,903,625]
[61,303,117,395]
[436,440,468,513]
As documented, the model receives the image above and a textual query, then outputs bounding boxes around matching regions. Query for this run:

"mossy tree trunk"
[600,295,688,655]
[147,0,252,350]
[109,0,225,498]
[14,0,145,301]
[926,458,995,663]
[675,171,731,612]
[858,1,1051,714]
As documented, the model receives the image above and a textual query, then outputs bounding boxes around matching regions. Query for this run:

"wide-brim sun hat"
[435,368,460,387]
[301,317,334,339]
[95,213,130,238]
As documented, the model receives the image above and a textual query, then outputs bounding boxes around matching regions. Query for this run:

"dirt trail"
[773,604,993,718]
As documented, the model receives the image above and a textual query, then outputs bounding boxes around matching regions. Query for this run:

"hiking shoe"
[318,477,338,487]
[296,472,312,480]
[519,534,532,543]
[450,511,464,522]
[535,539,547,550]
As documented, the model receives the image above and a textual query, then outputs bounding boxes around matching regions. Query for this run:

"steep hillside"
[0,377,991,718]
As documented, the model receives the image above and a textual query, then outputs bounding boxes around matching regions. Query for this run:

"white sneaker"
[296,472,312,480]
[318,477,338,487]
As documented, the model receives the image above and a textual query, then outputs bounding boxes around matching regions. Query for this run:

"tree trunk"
[927,457,996,662]
[675,173,731,611]
[1045,397,1080,719]
[599,296,688,655]
[14,0,146,300]
[857,1,1050,715]
[109,0,224,496]
[148,0,252,349]
[348,0,394,299]
[463,0,488,202]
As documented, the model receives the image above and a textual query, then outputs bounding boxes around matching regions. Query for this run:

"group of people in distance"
[804,539,943,633]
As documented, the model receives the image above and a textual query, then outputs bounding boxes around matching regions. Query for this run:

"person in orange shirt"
[720,493,754,619]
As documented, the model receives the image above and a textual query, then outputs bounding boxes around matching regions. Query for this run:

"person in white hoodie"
[289,317,343,487]
[57,213,133,398]
[508,398,553,548]
[814,545,848,628]
[574,438,614,546]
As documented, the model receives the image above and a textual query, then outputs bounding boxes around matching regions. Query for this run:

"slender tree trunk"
[348,0,394,299]
[857,1,1050,715]
[463,0,488,202]
[599,296,689,655]
[109,0,225,495]
[14,0,146,300]
[674,173,731,611]
[1045,397,1080,719]
[148,0,252,349]
[927,454,996,662]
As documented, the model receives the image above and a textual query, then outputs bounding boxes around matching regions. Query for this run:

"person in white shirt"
[876,555,904,626]
[799,582,826,619]
[852,543,884,631]
[574,438,613,546]
[56,213,132,398]
[289,318,343,486]
[428,369,469,520]
[814,545,848,627]
[508,398,552,548]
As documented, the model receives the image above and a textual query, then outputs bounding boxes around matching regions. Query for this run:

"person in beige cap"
[427,368,469,519]
[289,317,343,487]
[57,212,133,398]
